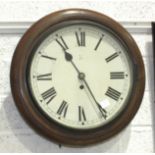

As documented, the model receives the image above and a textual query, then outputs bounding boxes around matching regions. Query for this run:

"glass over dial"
[28,21,133,129]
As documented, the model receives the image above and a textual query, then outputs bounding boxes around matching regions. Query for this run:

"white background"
[0,0,154,153]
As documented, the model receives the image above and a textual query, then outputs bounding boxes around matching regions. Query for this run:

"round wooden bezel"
[10,9,145,146]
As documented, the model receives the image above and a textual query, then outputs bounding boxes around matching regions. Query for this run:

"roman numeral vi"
[78,106,86,123]
[57,100,68,118]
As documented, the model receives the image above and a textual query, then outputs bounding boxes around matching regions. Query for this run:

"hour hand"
[64,50,73,61]
[55,37,72,62]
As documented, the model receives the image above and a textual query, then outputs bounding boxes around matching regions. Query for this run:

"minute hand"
[61,49,107,118]
[83,78,107,119]
[82,78,107,119]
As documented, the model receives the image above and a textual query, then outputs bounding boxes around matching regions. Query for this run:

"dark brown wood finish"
[10,9,145,146]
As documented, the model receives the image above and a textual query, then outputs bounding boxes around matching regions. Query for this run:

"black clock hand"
[62,49,81,74]
[62,49,107,118]
[81,76,107,119]
[64,50,73,61]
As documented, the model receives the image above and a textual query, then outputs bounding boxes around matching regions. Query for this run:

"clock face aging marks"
[28,23,133,130]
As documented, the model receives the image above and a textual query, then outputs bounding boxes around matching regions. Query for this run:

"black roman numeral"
[105,87,121,101]
[41,87,56,104]
[105,52,119,62]
[75,31,85,46]
[78,106,86,123]
[57,100,68,118]
[37,73,52,80]
[110,72,125,79]
[94,35,104,51]
[41,55,57,61]
[56,36,68,50]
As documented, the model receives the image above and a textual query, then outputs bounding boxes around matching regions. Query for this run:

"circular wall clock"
[10,9,145,146]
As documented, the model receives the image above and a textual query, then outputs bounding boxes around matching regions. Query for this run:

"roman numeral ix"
[57,100,68,118]
[41,87,56,104]
[105,87,121,101]
[41,55,57,61]
[75,31,85,46]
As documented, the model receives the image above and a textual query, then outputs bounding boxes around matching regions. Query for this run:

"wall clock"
[10,9,145,146]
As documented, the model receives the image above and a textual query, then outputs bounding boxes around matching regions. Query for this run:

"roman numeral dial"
[106,52,119,62]
[78,106,86,124]
[75,31,85,46]
[41,87,56,104]
[29,23,132,130]
[56,36,69,50]
[41,55,57,61]
[105,87,121,101]
[110,72,125,79]
[94,35,104,51]
[37,73,52,80]
[57,101,68,118]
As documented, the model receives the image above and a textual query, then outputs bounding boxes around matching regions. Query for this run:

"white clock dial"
[28,22,133,129]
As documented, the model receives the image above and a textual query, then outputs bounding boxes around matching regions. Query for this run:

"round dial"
[28,22,133,129]
[11,9,145,146]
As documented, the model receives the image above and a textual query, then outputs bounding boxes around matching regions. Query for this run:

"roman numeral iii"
[41,87,56,104]
[57,100,68,118]
[110,72,125,79]
[75,31,85,46]
[105,87,121,101]
[56,36,69,50]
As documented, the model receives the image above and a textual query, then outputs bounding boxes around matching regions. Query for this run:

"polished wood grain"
[10,9,145,146]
